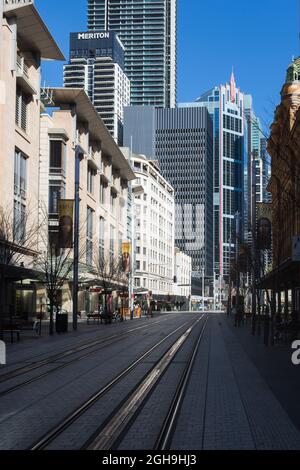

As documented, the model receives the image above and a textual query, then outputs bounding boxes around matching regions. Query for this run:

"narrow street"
[1,312,299,451]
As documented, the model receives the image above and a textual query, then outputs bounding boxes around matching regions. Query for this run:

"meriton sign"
[78,32,110,40]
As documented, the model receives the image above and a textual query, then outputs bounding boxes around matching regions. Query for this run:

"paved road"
[0,312,299,450]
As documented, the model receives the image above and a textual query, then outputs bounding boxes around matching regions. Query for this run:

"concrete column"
[8,16,17,72]
[292,287,297,312]
[284,289,289,321]
[277,291,282,314]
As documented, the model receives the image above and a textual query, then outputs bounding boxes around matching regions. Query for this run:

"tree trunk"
[49,300,54,336]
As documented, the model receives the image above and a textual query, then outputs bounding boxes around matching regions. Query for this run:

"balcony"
[16,53,37,95]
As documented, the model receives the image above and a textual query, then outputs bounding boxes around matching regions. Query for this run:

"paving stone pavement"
[0,313,197,449]
[172,314,300,450]
[2,312,300,450]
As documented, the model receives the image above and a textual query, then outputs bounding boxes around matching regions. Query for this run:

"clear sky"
[36,0,300,133]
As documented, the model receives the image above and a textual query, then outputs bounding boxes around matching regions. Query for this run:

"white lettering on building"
[77,32,110,40]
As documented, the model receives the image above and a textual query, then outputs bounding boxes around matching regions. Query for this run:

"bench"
[86,313,102,324]
[275,323,300,342]
[2,329,20,342]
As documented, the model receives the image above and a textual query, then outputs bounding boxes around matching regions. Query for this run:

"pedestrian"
[232,305,237,326]
[264,304,270,345]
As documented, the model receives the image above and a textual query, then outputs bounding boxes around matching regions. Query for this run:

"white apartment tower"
[87,0,177,108]
[64,31,130,145]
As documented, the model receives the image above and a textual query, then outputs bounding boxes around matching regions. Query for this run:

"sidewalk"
[225,312,300,436]
[172,313,300,450]
[0,314,149,370]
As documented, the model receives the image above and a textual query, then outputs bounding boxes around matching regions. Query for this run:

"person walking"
[233,305,238,326]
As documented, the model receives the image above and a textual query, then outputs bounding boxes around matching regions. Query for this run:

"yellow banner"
[122,241,131,273]
[58,199,74,248]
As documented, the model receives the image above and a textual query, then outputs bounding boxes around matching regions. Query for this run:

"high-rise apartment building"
[123,106,214,279]
[63,31,130,145]
[87,0,177,107]
[180,72,245,279]
[244,96,271,240]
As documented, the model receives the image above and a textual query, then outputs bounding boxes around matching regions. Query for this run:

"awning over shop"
[257,258,300,290]
[0,263,41,282]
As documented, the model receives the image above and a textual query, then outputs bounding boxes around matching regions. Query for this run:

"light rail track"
[29,317,202,450]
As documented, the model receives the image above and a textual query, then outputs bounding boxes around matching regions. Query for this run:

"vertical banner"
[122,242,131,273]
[58,199,74,248]
[257,203,272,250]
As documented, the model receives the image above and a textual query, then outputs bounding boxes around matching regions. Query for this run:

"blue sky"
[36,0,299,132]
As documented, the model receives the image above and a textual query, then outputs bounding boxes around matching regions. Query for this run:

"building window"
[14,149,27,200]
[49,184,65,214]
[110,190,116,214]
[86,207,94,265]
[50,140,66,174]
[110,224,115,269]
[100,181,105,204]
[15,88,29,133]
[99,216,105,260]
[13,200,26,243]
[13,149,28,242]
[87,165,96,194]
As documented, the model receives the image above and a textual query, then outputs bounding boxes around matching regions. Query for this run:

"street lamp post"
[202,267,205,312]
[235,211,240,313]
[72,145,84,331]
[251,152,257,335]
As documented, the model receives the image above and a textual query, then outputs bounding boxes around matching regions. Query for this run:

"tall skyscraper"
[87,0,177,108]
[64,31,130,145]
[180,72,245,279]
[244,96,271,239]
[123,106,214,279]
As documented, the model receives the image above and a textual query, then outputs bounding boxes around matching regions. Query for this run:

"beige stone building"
[174,247,192,307]
[39,88,135,316]
[0,1,64,322]
[122,151,175,302]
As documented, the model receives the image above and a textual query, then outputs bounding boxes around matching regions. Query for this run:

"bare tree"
[93,250,128,319]
[35,207,86,335]
[0,204,42,337]
[35,243,74,335]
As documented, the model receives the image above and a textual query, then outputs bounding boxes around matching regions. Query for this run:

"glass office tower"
[87,0,177,107]
[123,105,214,279]
[180,72,245,279]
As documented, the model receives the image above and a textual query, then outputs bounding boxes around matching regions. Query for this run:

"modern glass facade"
[123,106,214,278]
[180,73,245,278]
[87,0,177,108]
